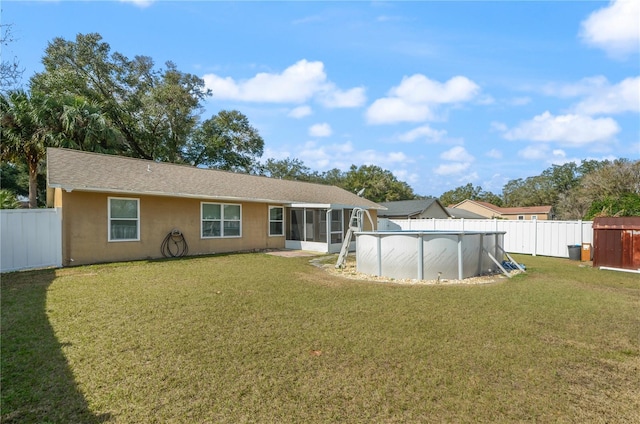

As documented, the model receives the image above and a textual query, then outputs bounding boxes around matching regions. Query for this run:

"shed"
[592,217,640,271]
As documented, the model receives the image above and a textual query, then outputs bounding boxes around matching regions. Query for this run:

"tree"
[30,33,210,161]
[1,23,24,91]
[258,157,313,180]
[439,183,502,207]
[584,193,640,219]
[0,162,29,198]
[0,90,56,208]
[1,90,117,208]
[58,95,119,152]
[556,159,640,219]
[31,33,264,171]
[185,110,264,172]
[0,189,21,209]
[342,164,415,203]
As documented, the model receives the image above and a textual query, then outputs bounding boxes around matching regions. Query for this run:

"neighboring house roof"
[445,207,486,219]
[378,198,451,218]
[452,199,553,217]
[46,148,384,209]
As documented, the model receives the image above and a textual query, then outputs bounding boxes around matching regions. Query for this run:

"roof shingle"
[47,148,383,209]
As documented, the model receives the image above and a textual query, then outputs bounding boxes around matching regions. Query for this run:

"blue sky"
[3,0,639,197]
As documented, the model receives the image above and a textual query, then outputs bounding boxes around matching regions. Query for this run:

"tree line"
[1,32,637,218]
[439,159,640,220]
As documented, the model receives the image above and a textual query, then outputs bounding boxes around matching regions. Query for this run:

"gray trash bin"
[568,245,581,260]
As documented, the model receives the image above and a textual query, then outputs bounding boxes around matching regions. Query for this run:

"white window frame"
[531,215,538,220]
[268,206,284,237]
[108,197,140,242]
[201,202,242,239]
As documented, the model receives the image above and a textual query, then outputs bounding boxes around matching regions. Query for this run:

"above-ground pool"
[355,230,507,281]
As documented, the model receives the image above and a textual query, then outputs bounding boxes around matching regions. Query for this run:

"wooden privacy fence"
[378,218,593,259]
[1,208,62,273]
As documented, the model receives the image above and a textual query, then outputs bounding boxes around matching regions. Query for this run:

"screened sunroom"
[285,205,358,253]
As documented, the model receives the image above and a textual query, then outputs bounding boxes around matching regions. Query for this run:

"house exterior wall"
[454,202,498,219]
[420,204,450,219]
[501,213,551,221]
[56,189,285,266]
[454,201,552,220]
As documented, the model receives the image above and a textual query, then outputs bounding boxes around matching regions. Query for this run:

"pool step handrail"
[335,208,373,269]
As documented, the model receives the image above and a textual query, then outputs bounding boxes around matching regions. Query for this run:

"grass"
[2,253,639,423]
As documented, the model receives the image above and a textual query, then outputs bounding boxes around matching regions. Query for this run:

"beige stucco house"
[46,148,382,266]
[451,200,554,220]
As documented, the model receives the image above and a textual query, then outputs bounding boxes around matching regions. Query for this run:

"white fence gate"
[1,208,62,273]
[378,218,593,258]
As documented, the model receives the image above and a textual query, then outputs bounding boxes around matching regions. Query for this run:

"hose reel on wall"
[161,229,189,258]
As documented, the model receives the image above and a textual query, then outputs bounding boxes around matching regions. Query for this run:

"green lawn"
[2,253,639,423]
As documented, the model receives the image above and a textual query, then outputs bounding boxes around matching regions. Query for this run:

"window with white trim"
[269,206,284,236]
[108,197,140,241]
[517,215,525,220]
[201,202,242,238]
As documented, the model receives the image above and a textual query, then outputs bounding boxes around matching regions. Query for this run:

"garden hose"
[161,229,189,258]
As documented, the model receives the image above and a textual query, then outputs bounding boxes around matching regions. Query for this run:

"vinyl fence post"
[457,234,464,280]
[417,233,424,280]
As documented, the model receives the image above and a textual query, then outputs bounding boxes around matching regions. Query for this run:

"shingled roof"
[47,148,383,209]
[377,199,450,218]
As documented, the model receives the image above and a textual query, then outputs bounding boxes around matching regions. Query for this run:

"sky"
[3,0,639,197]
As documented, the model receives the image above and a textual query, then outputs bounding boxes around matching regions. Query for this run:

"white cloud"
[503,111,620,145]
[120,0,154,8]
[491,122,508,132]
[288,106,312,118]
[397,125,447,143]
[518,145,550,160]
[541,76,639,115]
[574,76,640,115]
[542,76,609,98]
[393,169,420,185]
[580,0,640,58]
[366,97,434,124]
[389,74,480,104]
[486,149,502,159]
[279,140,412,171]
[319,86,367,108]
[509,97,531,106]
[433,146,475,176]
[366,74,480,125]
[433,162,471,176]
[203,60,364,107]
[518,146,586,166]
[308,123,332,137]
[440,146,475,163]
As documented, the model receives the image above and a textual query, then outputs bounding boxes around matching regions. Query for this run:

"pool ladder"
[335,208,373,269]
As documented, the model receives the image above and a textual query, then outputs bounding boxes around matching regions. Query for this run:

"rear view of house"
[47,148,382,266]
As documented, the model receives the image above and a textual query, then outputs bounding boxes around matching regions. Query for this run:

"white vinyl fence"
[378,218,593,259]
[1,208,62,273]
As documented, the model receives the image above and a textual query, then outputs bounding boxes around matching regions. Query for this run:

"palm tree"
[1,91,118,208]
[58,95,119,153]
[0,90,55,208]
[0,189,21,209]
